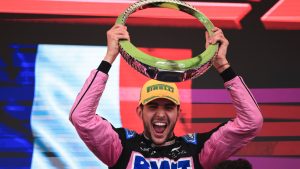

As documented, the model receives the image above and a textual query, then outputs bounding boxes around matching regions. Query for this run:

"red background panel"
[262,0,300,29]
[237,141,300,156]
[0,0,251,29]
[190,122,300,137]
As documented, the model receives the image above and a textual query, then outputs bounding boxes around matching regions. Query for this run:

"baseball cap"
[139,79,180,105]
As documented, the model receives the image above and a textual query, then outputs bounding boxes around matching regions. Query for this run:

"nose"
[155,107,166,119]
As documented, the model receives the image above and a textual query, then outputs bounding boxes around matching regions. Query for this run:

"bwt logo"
[133,154,193,169]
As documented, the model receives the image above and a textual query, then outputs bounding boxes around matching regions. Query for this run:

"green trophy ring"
[116,0,218,82]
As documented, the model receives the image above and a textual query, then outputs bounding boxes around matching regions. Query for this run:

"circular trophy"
[116,0,218,82]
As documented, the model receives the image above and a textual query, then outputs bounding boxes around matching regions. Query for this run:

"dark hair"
[214,158,252,169]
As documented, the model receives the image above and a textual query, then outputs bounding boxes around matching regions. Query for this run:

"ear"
[136,105,143,119]
[176,106,182,120]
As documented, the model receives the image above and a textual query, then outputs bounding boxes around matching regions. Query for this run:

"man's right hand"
[104,24,130,64]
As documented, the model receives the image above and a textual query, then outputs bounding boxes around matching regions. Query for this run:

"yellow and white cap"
[139,79,180,105]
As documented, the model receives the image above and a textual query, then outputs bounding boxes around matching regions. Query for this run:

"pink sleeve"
[199,76,263,169]
[69,70,122,167]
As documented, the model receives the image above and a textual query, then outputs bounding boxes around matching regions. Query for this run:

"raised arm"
[199,28,263,169]
[199,71,263,169]
[69,24,130,167]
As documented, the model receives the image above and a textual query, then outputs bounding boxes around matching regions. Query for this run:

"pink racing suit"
[70,69,263,169]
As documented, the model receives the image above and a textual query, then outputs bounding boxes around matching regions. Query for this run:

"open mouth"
[152,122,167,134]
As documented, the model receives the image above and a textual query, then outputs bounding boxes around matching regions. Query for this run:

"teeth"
[154,122,166,126]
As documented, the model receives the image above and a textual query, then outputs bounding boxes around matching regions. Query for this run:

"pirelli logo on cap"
[146,84,174,93]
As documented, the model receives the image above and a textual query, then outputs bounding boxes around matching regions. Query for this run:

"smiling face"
[137,98,181,145]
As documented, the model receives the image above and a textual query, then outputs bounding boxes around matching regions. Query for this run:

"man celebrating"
[70,24,263,169]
